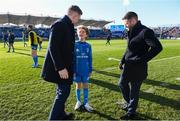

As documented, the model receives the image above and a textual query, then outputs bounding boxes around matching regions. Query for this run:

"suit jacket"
[41,15,75,84]
[120,21,163,81]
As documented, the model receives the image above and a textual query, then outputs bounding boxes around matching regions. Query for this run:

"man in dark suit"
[118,12,163,120]
[41,5,82,120]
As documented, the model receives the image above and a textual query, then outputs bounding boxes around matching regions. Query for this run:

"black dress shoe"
[62,112,74,120]
[120,113,137,120]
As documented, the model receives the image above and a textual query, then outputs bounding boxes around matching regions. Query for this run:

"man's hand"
[58,68,69,79]
[119,63,124,70]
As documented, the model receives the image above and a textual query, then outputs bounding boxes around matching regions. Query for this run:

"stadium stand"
[0,13,179,40]
[151,26,180,39]
[0,13,113,40]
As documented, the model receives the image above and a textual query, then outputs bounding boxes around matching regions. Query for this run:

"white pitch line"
[144,87,156,93]
[105,56,180,71]
[176,77,180,81]
[108,57,121,61]
[150,56,180,62]
[102,67,118,71]
[108,55,180,63]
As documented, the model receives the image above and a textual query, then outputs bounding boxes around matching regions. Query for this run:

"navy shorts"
[31,45,38,50]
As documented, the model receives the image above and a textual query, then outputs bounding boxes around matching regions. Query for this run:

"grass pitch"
[0,39,180,120]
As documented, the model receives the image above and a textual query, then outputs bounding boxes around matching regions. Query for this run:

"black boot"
[120,113,137,120]
[62,112,74,120]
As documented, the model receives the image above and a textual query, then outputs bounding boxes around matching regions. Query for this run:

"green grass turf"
[0,39,180,120]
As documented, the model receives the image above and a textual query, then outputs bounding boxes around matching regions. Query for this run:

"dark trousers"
[49,83,71,120]
[118,76,143,114]
[4,41,8,48]
[8,43,15,52]
[106,40,111,45]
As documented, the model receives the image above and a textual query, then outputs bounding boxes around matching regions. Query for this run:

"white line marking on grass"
[105,56,180,71]
[144,87,156,93]
[108,57,120,61]
[150,56,180,62]
[108,56,180,63]
[0,80,44,90]
[102,67,118,71]
[176,77,180,80]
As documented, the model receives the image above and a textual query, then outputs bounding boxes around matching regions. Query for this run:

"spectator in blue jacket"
[74,25,93,112]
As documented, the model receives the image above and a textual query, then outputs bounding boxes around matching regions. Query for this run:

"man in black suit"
[41,5,82,120]
[118,12,163,120]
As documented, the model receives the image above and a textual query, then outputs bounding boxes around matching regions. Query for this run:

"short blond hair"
[77,25,89,36]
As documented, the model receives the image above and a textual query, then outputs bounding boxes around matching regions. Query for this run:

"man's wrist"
[57,67,66,72]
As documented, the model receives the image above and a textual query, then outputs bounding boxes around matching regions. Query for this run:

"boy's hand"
[58,68,69,79]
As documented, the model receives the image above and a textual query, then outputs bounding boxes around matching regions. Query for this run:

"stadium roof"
[0,14,111,28]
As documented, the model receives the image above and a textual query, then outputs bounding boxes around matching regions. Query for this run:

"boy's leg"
[74,76,82,110]
[34,46,38,66]
[76,83,81,102]
[49,83,71,120]
[83,82,88,105]
[108,40,110,45]
[39,44,42,51]
[6,41,9,46]
[83,77,94,112]
[12,44,15,52]
[7,44,11,52]
[24,41,27,47]
[32,56,36,67]
[4,41,8,48]
[31,49,36,67]
[35,53,38,66]
[32,48,38,67]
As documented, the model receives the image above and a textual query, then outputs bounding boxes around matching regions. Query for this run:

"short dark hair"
[122,11,138,20]
[28,25,33,29]
[68,5,83,15]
